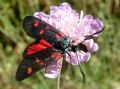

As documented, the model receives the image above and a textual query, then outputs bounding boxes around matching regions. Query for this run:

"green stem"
[57,58,63,89]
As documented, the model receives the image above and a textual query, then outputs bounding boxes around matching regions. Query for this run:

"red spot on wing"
[25,42,47,55]
[45,25,50,30]
[55,32,66,38]
[39,60,44,65]
[35,57,44,65]
[50,52,62,61]
[27,67,32,74]
[36,57,40,63]
[39,39,53,48]
[34,20,39,27]
[39,29,45,34]
[25,39,53,55]
[59,32,66,37]
[55,34,62,38]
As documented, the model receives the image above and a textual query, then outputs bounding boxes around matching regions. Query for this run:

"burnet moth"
[16,16,103,81]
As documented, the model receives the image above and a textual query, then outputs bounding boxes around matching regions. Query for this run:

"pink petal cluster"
[34,2,103,79]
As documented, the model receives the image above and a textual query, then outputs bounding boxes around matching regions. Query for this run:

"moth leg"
[76,52,86,83]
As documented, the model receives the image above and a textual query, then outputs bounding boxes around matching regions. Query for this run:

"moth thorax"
[54,37,71,52]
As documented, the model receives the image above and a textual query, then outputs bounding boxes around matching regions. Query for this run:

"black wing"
[23,16,66,44]
[16,39,62,81]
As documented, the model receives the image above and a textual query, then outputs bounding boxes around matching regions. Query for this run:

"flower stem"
[57,58,63,89]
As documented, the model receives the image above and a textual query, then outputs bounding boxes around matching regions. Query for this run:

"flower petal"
[33,2,103,70]
[65,51,90,65]
[83,15,93,21]
[44,61,61,79]
[80,51,91,62]
[91,42,99,51]
[83,39,99,52]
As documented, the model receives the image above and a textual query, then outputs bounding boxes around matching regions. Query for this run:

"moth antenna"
[79,29,104,44]
[76,52,86,83]
[93,28,104,35]
[85,29,104,40]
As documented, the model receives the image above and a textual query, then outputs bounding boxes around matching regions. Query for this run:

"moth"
[16,16,103,81]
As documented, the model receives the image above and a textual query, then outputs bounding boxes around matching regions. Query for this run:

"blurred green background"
[0,0,120,89]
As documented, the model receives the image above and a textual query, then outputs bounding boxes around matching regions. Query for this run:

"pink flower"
[34,2,103,79]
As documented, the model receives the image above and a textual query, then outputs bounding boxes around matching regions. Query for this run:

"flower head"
[34,2,103,79]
